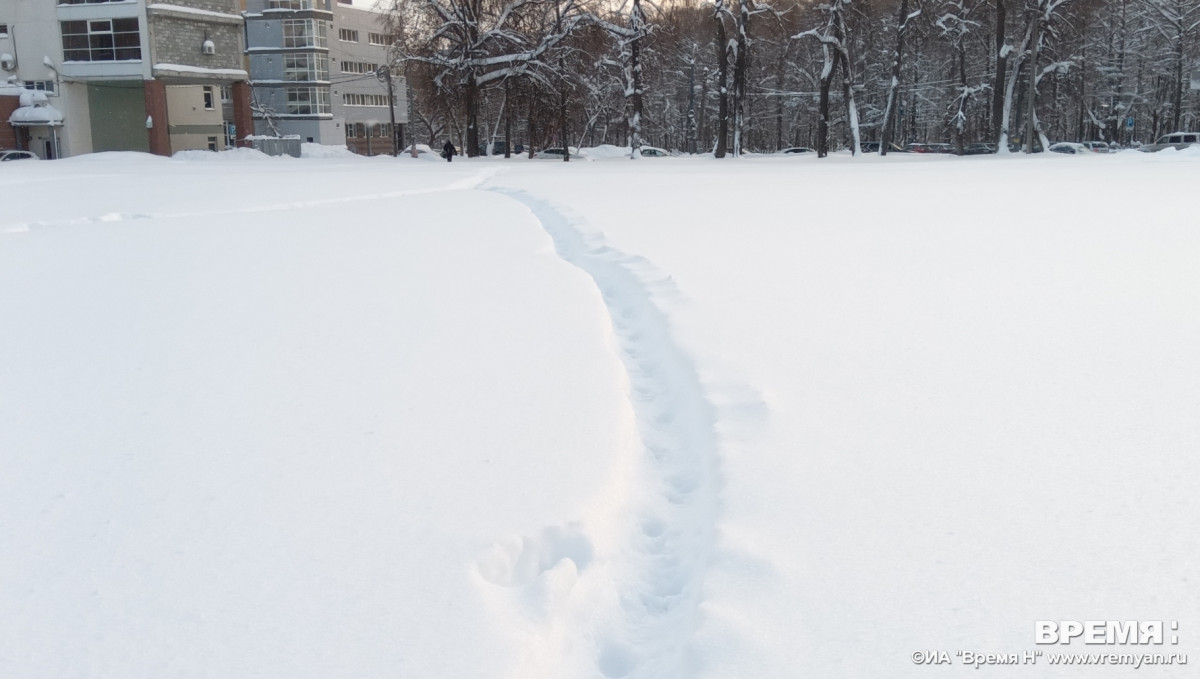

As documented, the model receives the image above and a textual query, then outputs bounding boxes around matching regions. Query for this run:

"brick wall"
[150,17,244,69]
[148,5,244,70]
[0,96,19,149]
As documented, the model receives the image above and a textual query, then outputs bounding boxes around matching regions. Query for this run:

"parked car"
[1008,140,1044,153]
[0,149,38,161]
[858,141,907,153]
[637,146,671,157]
[1048,142,1090,154]
[478,141,509,155]
[1081,140,1113,153]
[1139,132,1200,152]
[779,147,815,154]
[964,143,997,155]
[533,147,590,160]
[904,142,954,154]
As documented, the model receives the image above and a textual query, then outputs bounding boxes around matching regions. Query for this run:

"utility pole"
[504,78,512,158]
[555,0,569,161]
[379,67,400,157]
[406,71,418,158]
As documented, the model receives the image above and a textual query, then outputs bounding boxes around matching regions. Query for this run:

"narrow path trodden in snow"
[0,167,503,233]
[486,188,721,679]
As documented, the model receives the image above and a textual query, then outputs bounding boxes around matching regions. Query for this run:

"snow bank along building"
[242,0,408,155]
[0,0,253,158]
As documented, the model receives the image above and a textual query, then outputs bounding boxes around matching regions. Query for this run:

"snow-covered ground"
[2,148,1197,679]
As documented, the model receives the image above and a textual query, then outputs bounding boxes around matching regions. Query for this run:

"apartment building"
[0,0,252,157]
[332,0,407,155]
[243,0,406,153]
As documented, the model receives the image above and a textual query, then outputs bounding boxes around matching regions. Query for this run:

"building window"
[368,32,392,46]
[282,19,327,48]
[284,52,329,81]
[58,0,128,4]
[202,86,215,109]
[343,93,390,107]
[338,28,358,42]
[220,85,232,103]
[340,61,379,74]
[207,136,218,151]
[61,18,142,62]
[286,86,330,115]
[268,0,317,8]
[0,24,8,37]
[24,81,57,95]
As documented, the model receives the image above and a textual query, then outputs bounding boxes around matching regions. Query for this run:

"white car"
[1081,140,1113,153]
[0,149,38,161]
[533,147,592,161]
[1048,142,1090,155]
[637,146,671,157]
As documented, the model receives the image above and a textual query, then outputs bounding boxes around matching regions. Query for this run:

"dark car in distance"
[859,141,908,153]
[904,142,955,154]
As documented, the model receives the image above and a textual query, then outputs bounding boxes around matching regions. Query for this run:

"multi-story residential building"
[243,0,336,143]
[243,0,406,153]
[332,0,406,155]
[1,0,253,157]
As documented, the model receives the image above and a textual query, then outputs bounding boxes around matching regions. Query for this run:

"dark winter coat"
[442,141,456,160]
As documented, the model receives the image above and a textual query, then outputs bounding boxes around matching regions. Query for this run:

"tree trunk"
[1025,12,1040,154]
[688,64,698,154]
[817,44,833,157]
[465,73,480,157]
[527,94,536,158]
[774,47,787,151]
[556,2,570,161]
[952,41,968,154]
[714,8,729,157]
[504,80,512,158]
[626,0,645,158]
[838,48,861,156]
[880,0,910,156]
[992,0,1007,145]
[732,0,749,157]
[1171,22,1183,131]
[998,14,1033,153]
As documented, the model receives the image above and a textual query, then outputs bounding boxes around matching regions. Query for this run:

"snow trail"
[488,188,721,679]
[0,167,501,233]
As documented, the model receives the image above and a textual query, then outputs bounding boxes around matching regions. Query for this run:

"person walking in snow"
[442,140,456,162]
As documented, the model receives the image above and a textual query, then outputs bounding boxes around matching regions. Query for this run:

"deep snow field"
[2,147,1198,679]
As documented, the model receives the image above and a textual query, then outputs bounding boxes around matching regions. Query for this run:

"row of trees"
[378,0,1200,157]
